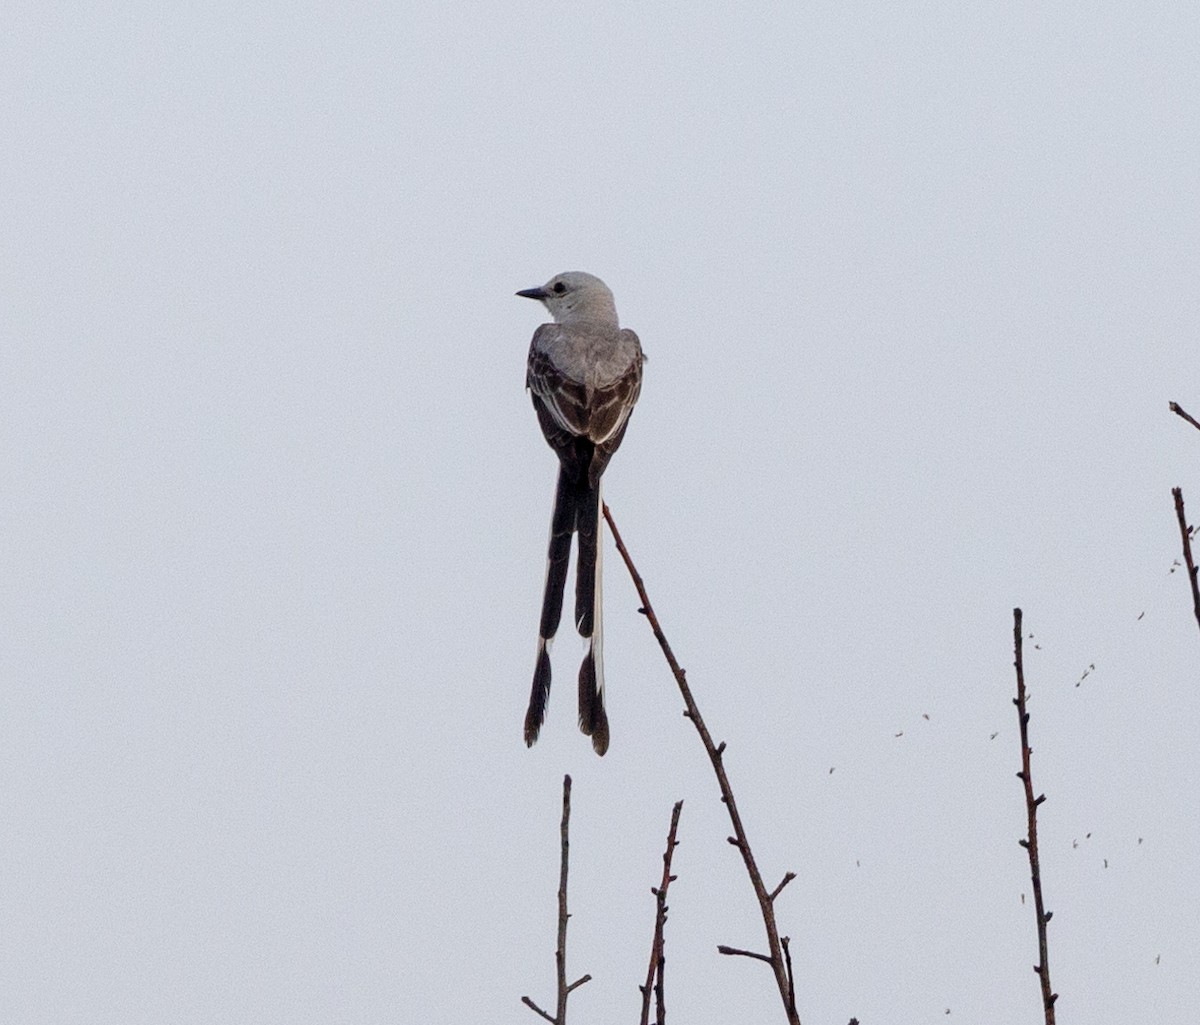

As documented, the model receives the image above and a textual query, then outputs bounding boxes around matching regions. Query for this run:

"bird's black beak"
[516,286,549,301]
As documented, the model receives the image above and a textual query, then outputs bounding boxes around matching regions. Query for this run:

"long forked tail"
[525,468,575,747]
[574,479,609,755]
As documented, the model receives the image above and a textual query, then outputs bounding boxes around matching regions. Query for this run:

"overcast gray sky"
[3,1,1198,1022]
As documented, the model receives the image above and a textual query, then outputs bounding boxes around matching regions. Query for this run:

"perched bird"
[518,272,644,755]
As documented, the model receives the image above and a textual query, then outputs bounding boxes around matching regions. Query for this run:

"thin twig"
[769,872,797,902]
[606,501,801,1025]
[1169,401,1200,434]
[1172,489,1200,636]
[522,775,590,1024]
[654,953,666,1025]
[782,936,796,1015]
[640,800,684,1025]
[1012,609,1058,1025]
[521,997,556,1024]
[555,775,571,1023]
[717,945,774,963]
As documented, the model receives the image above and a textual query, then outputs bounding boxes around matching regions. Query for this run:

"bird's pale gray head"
[517,271,618,327]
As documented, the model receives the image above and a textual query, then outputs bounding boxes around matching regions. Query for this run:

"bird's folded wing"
[527,325,643,445]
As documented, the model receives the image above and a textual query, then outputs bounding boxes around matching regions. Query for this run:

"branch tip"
[640,796,684,1025]
[520,996,556,1025]
[1172,488,1200,635]
[1169,401,1200,433]
[769,872,797,902]
[717,944,773,964]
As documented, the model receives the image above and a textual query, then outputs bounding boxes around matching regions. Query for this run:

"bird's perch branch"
[1012,609,1058,1025]
[1169,401,1200,434]
[604,504,802,1025]
[522,775,590,1025]
[640,800,684,1025]
[1171,488,1200,636]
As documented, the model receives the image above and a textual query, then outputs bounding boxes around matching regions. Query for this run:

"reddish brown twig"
[604,504,801,1025]
[640,800,684,1025]
[1172,488,1200,636]
[522,775,591,1025]
[1012,609,1057,1025]
[1169,401,1200,434]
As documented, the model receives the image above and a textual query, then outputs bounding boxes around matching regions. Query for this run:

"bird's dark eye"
[553,282,566,294]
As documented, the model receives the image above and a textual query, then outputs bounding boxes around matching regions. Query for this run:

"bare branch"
[1169,401,1200,433]
[769,872,797,902]
[520,997,556,1024]
[554,775,573,1023]
[1012,609,1058,1025]
[604,502,802,1025]
[522,775,587,1025]
[640,800,684,1025]
[1172,489,1200,635]
[782,936,796,1015]
[717,945,774,964]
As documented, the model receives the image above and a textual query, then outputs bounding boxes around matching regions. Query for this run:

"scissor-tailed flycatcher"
[518,272,644,756]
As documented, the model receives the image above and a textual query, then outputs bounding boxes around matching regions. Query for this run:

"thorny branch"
[640,800,684,1025]
[1012,609,1058,1025]
[1171,488,1200,636]
[604,503,802,1025]
[521,775,591,1025]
